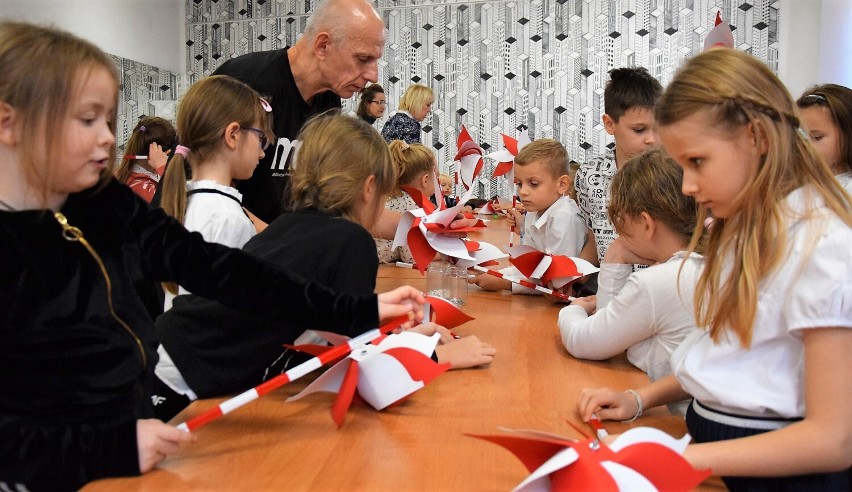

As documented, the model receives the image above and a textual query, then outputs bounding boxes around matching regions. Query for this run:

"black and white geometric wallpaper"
[110,54,181,154]
[179,0,781,198]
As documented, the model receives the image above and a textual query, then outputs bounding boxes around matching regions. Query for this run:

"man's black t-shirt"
[213,48,342,223]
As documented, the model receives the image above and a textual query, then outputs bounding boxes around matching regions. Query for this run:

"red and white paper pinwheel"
[287,331,450,428]
[704,11,734,50]
[421,293,475,328]
[392,184,489,274]
[452,239,508,269]
[468,426,711,491]
[455,126,485,190]
[507,245,598,289]
[486,130,532,184]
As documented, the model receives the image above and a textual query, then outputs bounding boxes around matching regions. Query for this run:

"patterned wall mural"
[110,54,182,153]
[180,0,781,198]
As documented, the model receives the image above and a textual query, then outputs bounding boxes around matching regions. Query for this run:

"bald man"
[213,0,386,225]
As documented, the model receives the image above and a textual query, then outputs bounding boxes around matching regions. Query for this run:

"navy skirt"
[686,401,850,491]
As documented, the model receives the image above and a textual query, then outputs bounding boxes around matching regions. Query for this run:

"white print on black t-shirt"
[269,136,302,177]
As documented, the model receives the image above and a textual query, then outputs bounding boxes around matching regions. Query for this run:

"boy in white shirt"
[468,139,587,294]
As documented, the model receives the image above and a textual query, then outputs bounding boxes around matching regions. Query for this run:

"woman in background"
[381,83,434,144]
[356,83,386,125]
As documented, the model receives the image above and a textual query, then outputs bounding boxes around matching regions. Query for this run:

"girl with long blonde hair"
[578,48,851,490]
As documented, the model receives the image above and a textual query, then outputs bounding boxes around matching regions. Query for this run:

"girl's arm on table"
[577,374,690,422]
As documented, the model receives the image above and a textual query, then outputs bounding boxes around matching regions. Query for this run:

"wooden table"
[85,216,725,491]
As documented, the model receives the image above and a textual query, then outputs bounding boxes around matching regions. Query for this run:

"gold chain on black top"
[53,212,147,369]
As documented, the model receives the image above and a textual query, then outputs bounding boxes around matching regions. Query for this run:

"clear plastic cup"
[445,265,468,306]
[426,260,449,298]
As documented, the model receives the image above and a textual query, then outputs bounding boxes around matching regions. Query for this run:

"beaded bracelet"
[623,389,643,422]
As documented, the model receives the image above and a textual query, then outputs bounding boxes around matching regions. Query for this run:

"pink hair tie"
[175,145,190,158]
[139,125,147,132]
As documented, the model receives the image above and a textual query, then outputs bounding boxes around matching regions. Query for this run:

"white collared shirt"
[671,187,852,418]
[501,195,587,294]
[558,251,703,383]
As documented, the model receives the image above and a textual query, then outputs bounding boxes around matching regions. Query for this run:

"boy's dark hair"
[604,67,663,121]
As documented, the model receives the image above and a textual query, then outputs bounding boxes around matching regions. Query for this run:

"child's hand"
[441,216,478,238]
[490,200,504,213]
[571,295,597,315]
[514,201,525,214]
[467,272,511,292]
[434,335,496,368]
[405,321,454,344]
[137,419,195,473]
[148,142,170,171]
[576,387,638,422]
[506,208,524,230]
[377,285,426,326]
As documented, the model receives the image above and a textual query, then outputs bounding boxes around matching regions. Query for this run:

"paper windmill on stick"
[487,130,532,183]
[285,296,472,428]
[507,245,598,289]
[287,331,450,428]
[455,125,485,190]
[467,426,711,491]
[392,184,490,274]
[704,11,734,50]
[487,130,532,246]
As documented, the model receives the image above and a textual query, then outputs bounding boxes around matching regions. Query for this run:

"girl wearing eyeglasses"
[159,74,274,311]
[356,83,386,124]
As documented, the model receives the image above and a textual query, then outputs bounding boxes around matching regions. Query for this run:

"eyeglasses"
[371,100,387,106]
[242,127,270,150]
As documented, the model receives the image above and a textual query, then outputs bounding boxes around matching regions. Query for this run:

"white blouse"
[671,187,852,419]
[558,251,703,382]
[163,180,256,311]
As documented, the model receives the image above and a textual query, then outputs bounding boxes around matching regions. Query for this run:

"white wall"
[818,0,852,88]
[779,0,852,98]
[0,0,183,73]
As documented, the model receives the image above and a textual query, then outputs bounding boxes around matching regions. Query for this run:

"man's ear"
[313,32,332,59]
[222,122,241,150]
[602,114,616,136]
[0,102,19,146]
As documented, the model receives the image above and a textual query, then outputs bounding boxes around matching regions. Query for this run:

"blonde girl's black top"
[157,208,380,398]
[0,179,378,491]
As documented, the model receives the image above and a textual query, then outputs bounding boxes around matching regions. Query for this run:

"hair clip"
[139,125,147,132]
[175,145,190,157]
[260,98,272,113]
[400,142,410,151]
[804,93,827,103]
[797,127,810,140]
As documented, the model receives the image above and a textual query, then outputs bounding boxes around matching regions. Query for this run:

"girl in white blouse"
[159,75,273,310]
[577,49,851,490]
